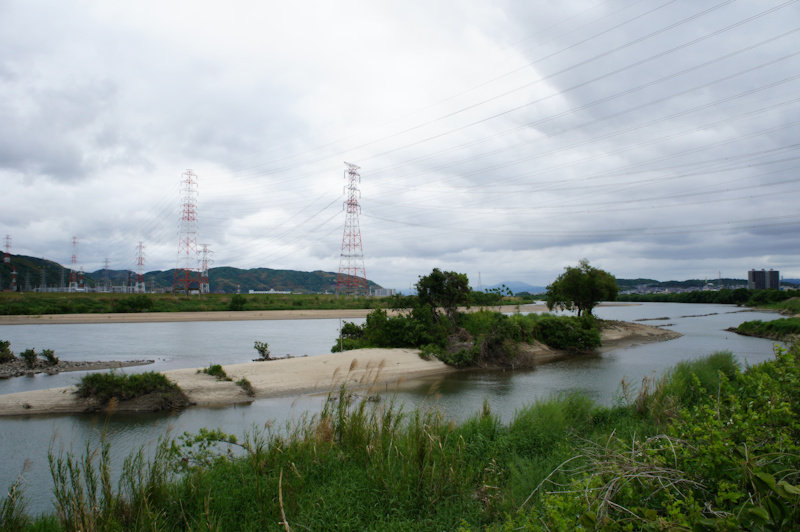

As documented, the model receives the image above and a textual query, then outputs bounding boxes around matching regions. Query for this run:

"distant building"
[370,288,396,297]
[249,289,292,294]
[748,269,780,290]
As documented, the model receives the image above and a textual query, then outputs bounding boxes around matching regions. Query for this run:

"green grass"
[6,343,800,530]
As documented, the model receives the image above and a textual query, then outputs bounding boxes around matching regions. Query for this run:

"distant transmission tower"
[174,169,202,294]
[103,258,111,292]
[40,268,46,292]
[336,162,368,296]
[4,235,15,292]
[135,242,146,293]
[200,244,213,294]
[69,237,79,292]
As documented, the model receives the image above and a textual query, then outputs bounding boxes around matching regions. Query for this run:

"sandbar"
[0,348,457,416]
[0,302,641,326]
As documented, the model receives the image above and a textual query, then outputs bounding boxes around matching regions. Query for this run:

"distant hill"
[1,254,382,294]
[0,255,73,291]
[616,278,747,290]
[484,281,547,295]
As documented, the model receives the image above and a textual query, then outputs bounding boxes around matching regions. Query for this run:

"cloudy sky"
[2,0,799,290]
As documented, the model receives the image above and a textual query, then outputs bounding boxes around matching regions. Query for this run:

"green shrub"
[535,315,601,351]
[0,340,14,364]
[200,364,231,381]
[229,294,246,311]
[38,348,59,366]
[76,370,186,406]
[19,348,37,369]
[236,378,255,396]
[253,341,270,360]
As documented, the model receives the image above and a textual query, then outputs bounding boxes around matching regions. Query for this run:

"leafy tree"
[546,259,618,316]
[415,268,470,322]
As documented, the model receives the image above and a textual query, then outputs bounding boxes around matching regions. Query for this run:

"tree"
[546,259,618,316]
[415,268,471,322]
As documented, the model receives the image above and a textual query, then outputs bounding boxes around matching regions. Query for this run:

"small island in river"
[0,320,678,417]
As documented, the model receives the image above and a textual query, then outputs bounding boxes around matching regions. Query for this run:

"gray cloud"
[1,0,798,290]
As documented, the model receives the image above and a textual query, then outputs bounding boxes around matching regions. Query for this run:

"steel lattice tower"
[4,235,15,292]
[135,242,146,293]
[103,258,111,292]
[69,237,79,292]
[336,162,368,296]
[174,169,202,294]
[200,244,213,294]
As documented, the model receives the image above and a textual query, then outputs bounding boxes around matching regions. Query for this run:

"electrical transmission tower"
[4,235,15,292]
[103,258,111,292]
[69,237,79,292]
[174,169,202,294]
[135,242,146,293]
[336,162,368,296]
[200,244,213,294]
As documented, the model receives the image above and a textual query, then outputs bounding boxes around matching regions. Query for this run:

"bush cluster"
[332,303,601,367]
[75,370,184,405]
[0,340,14,364]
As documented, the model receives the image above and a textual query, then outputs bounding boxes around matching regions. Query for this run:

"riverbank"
[0,302,641,325]
[0,320,678,416]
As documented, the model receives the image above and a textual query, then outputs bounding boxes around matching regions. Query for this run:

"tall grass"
[7,346,800,529]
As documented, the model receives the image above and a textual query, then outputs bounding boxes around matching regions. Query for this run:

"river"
[0,302,786,515]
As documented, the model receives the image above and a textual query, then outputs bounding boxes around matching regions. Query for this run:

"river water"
[0,303,786,515]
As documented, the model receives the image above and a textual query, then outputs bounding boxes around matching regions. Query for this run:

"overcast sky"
[1,0,799,290]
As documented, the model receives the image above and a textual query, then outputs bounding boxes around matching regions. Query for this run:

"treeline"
[0,292,392,316]
[617,287,800,307]
[5,344,800,530]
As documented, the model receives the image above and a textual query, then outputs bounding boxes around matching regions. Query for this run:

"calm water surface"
[0,303,785,515]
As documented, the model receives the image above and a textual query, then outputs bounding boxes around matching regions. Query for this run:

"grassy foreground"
[3,343,800,530]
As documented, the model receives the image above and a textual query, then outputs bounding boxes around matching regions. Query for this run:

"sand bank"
[0,302,643,326]
[0,348,456,416]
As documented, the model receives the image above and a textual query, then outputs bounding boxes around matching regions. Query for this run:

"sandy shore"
[0,319,678,417]
[0,348,456,416]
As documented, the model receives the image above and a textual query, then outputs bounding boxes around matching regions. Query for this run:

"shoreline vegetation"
[0,320,678,417]
[727,316,800,342]
[3,342,799,530]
